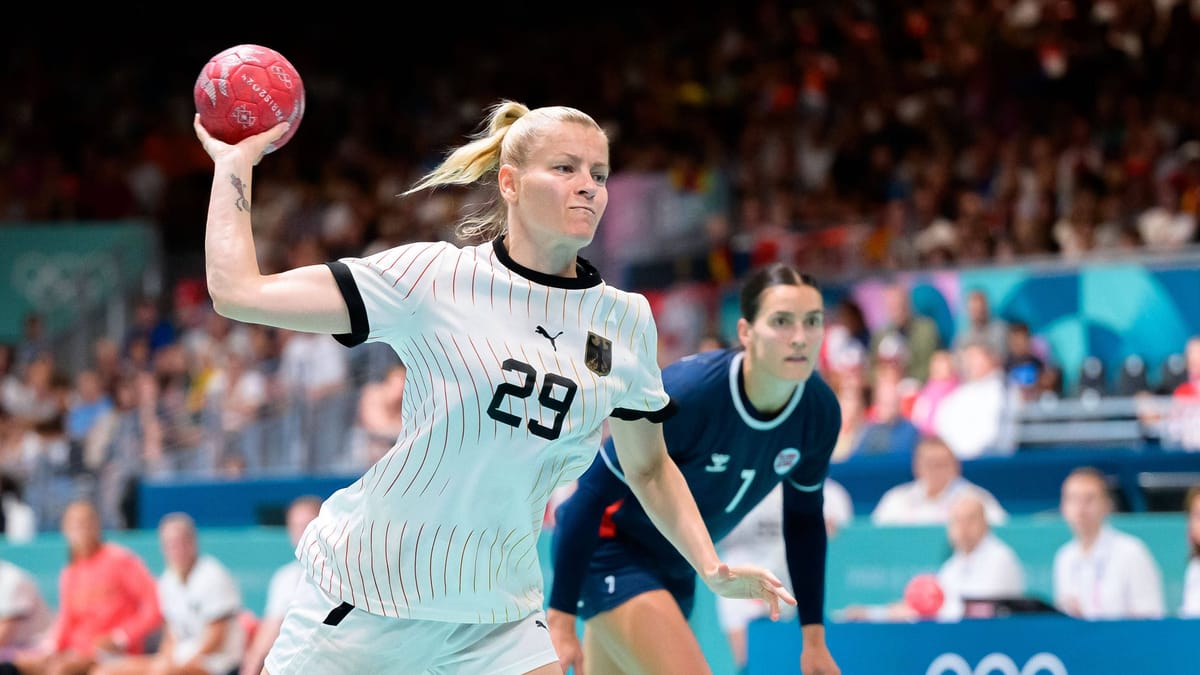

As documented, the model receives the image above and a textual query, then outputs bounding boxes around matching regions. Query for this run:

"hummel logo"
[535,326,564,351]
[705,453,730,473]
[535,619,548,630]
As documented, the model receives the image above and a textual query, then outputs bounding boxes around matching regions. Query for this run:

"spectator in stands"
[844,493,1024,623]
[1053,467,1165,620]
[932,493,1025,620]
[276,329,350,469]
[1137,182,1196,252]
[94,512,244,675]
[1181,484,1200,618]
[7,500,160,675]
[714,480,852,672]
[872,435,1008,526]
[0,343,17,439]
[1172,335,1200,400]
[65,369,112,447]
[0,473,36,544]
[933,340,1016,460]
[1003,321,1046,402]
[1,356,61,433]
[239,495,322,675]
[205,347,268,435]
[909,350,959,436]
[1162,336,1200,450]
[831,380,869,463]
[123,296,176,360]
[351,362,406,469]
[90,338,124,397]
[0,557,53,659]
[852,362,920,457]
[869,281,941,383]
[821,298,870,376]
[953,289,1007,362]
[13,314,51,374]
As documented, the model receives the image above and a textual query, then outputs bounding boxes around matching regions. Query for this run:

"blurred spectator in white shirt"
[92,512,244,675]
[0,473,36,544]
[277,330,348,403]
[0,558,53,658]
[1181,484,1200,618]
[1137,183,1196,251]
[934,340,1017,460]
[845,493,1024,623]
[872,435,1008,526]
[240,495,322,675]
[935,494,1025,621]
[1053,467,1165,620]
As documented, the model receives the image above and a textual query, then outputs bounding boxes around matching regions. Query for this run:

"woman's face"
[504,121,610,250]
[738,284,825,384]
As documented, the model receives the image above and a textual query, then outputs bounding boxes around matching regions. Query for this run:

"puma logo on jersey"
[535,326,563,351]
[535,619,548,630]
[705,453,730,472]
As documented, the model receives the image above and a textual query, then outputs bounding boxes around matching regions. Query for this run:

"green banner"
[0,222,157,342]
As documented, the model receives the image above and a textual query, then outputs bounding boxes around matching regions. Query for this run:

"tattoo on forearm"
[229,174,251,212]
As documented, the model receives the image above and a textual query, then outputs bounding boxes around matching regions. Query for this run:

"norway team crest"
[585,331,612,376]
[774,448,801,475]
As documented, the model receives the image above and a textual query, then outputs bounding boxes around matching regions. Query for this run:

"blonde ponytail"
[404,99,605,243]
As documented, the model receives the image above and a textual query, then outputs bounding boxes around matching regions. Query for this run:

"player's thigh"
[586,589,710,675]
[582,622,629,675]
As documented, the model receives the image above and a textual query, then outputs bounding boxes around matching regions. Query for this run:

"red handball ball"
[193,44,305,154]
[903,573,944,618]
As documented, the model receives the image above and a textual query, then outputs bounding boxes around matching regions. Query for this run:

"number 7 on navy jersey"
[486,358,579,440]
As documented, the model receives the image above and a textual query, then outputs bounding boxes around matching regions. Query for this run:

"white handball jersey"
[298,236,673,624]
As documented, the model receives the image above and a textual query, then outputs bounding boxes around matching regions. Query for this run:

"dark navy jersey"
[593,348,840,575]
[548,348,841,620]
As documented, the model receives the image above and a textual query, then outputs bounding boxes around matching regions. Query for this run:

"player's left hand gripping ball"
[194,44,305,154]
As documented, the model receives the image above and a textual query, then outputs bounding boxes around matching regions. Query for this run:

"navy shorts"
[577,538,696,621]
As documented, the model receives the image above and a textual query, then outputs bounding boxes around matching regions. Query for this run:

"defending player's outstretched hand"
[703,563,798,620]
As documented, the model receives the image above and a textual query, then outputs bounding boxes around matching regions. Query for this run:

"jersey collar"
[728,351,806,430]
[492,235,603,289]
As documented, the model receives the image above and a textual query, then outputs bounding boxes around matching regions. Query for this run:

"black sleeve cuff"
[325,261,369,348]
[610,398,678,423]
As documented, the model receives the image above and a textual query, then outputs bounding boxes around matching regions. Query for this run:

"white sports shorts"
[264,574,558,675]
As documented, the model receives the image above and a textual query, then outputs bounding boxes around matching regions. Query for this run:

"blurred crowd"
[4,1,1200,289]
[3,0,1200,535]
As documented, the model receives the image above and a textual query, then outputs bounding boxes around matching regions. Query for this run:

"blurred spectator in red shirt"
[8,500,160,675]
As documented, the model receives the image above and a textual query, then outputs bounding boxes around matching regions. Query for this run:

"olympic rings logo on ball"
[926,652,1068,675]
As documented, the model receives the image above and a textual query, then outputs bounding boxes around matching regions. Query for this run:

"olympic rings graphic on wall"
[926,652,1068,675]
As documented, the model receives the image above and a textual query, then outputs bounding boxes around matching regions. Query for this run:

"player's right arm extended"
[197,117,352,334]
[607,417,723,576]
